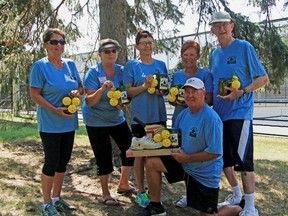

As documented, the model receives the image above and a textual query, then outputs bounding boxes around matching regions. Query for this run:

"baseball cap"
[182,78,205,90]
[98,38,121,52]
[209,11,234,25]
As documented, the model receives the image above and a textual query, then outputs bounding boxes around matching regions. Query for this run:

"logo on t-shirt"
[227,56,236,64]
[189,127,197,138]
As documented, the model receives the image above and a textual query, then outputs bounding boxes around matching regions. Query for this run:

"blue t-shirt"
[82,62,125,127]
[175,105,223,188]
[123,59,168,125]
[210,39,267,121]
[171,68,213,126]
[29,57,81,133]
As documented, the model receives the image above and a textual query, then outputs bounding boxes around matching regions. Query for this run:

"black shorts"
[40,131,75,176]
[160,156,219,214]
[160,155,185,183]
[223,120,254,171]
[185,174,219,214]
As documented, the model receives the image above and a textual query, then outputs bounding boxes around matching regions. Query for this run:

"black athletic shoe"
[145,203,166,216]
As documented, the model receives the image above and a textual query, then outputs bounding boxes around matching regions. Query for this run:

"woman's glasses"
[102,49,118,54]
[139,41,154,46]
[47,39,66,45]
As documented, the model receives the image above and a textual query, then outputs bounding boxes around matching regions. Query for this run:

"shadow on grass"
[253,159,287,215]
[0,151,287,215]
[218,159,287,216]
[0,156,41,215]
[62,172,197,216]
[0,124,287,215]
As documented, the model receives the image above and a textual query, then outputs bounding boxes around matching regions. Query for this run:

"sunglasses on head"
[102,49,117,54]
[47,39,66,45]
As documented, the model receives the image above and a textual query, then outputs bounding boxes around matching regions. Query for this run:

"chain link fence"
[1,30,288,136]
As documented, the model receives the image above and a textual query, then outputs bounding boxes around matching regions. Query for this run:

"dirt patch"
[0,136,199,215]
[0,135,287,215]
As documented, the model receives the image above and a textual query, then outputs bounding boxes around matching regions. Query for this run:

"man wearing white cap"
[209,11,269,216]
[143,77,223,215]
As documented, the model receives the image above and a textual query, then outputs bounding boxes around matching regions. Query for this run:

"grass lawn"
[0,119,287,215]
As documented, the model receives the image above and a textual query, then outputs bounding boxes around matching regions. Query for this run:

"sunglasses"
[102,49,117,54]
[47,39,66,45]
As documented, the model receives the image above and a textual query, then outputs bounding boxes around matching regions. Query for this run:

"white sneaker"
[239,208,259,216]
[131,136,162,150]
[218,194,242,207]
[174,196,187,208]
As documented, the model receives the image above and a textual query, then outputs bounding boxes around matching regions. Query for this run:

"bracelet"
[242,88,247,96]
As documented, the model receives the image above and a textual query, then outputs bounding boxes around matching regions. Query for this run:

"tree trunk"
[99,0,127,65]
[12,80,19,117]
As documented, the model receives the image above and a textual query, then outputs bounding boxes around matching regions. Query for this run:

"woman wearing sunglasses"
[82,38,135,206]
[29,28,83,216]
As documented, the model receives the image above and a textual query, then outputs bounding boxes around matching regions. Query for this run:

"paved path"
[166,103,288,137]
[76,103,287,137]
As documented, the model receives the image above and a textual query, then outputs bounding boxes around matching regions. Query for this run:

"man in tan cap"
[209,11,269,216]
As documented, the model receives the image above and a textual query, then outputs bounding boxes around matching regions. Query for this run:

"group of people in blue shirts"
[30,10,269,216]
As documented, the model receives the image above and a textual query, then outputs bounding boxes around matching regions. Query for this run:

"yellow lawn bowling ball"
[169,87,179,96]
[67,104,77,114]
[113,90,121,99]
[162,138,171,148]
[109,98,118,106]
[231,80,241,89]
[168,94,176,102]
[161,129,171,139]
[147,87,156,94]
[107,90,115,99]
[71,97,81,106]
[153,133,162,143]
[62,96,72,106]
[151,79,158,88]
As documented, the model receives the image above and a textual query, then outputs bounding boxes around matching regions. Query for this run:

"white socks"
[232,185,243,198]
[52,196,60,204]
[232,185,256,212]
[42,197,60,209]
[244,193,256,212]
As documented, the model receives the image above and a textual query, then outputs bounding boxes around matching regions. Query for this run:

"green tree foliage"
[175,0,288,92]
[0,0,80,113]
[0,0,287,114]
[220,0,288,91]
